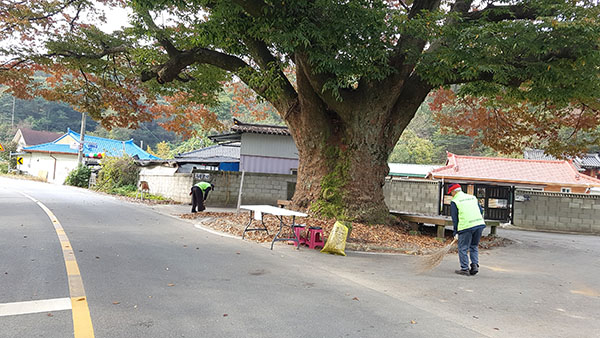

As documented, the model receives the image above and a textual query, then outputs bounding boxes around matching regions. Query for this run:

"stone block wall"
[199,170,296,206]
[140,169,296,206]
[514,190,600,234]
[383,178,440,215]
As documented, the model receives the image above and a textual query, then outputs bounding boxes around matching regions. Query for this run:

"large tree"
[1,0,599,222]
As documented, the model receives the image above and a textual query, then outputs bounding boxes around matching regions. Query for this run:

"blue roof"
[22,128,160,160]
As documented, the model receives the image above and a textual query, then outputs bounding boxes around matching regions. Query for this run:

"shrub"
[64,165,92,187]
[95,156,139,191]
[110,184,137,196]
[0,142,17,169]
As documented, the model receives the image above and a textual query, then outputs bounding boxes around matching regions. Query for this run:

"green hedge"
[64,165,92,187]
[95,156,139,191]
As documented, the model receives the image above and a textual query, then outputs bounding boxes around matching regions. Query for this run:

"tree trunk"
[284,64,425,224]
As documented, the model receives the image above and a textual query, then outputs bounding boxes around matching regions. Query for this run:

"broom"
[417,238,457,273]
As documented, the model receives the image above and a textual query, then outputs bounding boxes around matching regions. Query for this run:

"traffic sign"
[0,143,4,151]
[16,157,23,165]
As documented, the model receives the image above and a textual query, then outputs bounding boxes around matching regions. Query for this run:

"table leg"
[270,215,299,250]
[489,225,497,236]
[242,211,269,239]
[242,212,252,239]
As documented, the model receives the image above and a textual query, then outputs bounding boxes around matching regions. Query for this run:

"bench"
[391,211,500,241]
[277,199,292,208]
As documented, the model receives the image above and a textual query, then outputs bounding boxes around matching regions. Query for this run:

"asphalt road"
[1,177,599,338]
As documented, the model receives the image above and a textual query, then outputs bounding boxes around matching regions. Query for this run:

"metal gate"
[440,183,514,223]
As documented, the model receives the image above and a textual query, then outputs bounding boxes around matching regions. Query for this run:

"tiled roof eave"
[429,173,600,187]
[24,149,77,156]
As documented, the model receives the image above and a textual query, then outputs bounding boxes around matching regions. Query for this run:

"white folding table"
[240,205,308,250]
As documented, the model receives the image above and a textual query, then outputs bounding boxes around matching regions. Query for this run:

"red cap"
[448,183,461,193]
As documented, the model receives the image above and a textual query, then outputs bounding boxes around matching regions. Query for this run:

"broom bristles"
[417,239,457,274]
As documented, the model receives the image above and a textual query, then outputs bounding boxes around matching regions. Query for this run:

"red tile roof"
[429,153,600,187]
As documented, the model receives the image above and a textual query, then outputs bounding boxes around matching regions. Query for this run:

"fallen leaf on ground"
[168,283,175,287]
[410,320,417,324]
[112,301,120,305]
[352,297,359,301]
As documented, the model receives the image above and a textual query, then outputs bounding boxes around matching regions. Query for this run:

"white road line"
[0,297,72,317]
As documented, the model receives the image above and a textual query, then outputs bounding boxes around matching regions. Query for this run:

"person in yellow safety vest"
[190,181,214,213]
[448,183,485,276]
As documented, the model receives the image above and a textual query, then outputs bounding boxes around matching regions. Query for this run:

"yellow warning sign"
[16,157,23,165]
[0,143,4,151]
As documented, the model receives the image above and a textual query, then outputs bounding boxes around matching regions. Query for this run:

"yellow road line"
[20,192,95,338]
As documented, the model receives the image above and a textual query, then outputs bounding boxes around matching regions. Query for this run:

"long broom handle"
[449,238,457,246]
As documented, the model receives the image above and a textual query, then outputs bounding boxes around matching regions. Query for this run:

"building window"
[561,187,571,193]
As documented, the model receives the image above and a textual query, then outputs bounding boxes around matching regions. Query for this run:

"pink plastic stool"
[292,225,307,247]
[306,226,325,249]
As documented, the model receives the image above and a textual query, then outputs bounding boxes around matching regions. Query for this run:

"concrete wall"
[139,166,193,203]
[18,152,79,184]
[514,190,600,234]
[383,178,440,215]
[139,167,296,206]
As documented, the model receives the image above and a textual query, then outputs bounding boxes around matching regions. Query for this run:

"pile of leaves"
[180,212,509,254]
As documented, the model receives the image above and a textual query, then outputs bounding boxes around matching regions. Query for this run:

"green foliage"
[389,129,436,164]
[0,141,17,168]
[391,100,501,164]
[108,184,166,201]
[64,165,92,187]
[109,184,137,196]
[95,156,140,191]
[0,123,16,143]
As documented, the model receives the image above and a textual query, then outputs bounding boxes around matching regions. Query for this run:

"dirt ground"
[179,211,512,255]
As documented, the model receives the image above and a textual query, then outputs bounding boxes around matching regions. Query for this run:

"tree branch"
[137,7,179,56]
[464,4,539,22]
[47,45,129,60]
[408,0,442,19]
[242,37,298,107]
[294,53,355,116]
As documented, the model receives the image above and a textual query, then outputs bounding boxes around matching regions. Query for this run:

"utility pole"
[77,111,86,165]
[11,97,15,128]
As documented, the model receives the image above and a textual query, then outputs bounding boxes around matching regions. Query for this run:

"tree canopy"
[1,0,599,221]
[1,1,597,141]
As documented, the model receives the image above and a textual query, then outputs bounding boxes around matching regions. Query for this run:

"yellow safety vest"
[195,181,212,192]
[452,191,485,231]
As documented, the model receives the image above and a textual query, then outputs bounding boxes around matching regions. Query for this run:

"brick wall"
[383,178,440,215]
[140,168,296,206]
[514,190,600,234]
